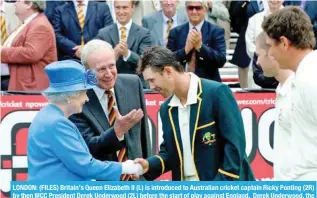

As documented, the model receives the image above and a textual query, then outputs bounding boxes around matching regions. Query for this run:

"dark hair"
[262,6,315,49]
[138,46,184,74]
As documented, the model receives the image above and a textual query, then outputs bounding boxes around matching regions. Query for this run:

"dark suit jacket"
[95,23,152,75]
[69,74,152,180]
[167,21,226,82]
[252,54,278,89]
[45,1,68,24]
[52,1,113,60]
[284,1,317,49]
[229,1,261,67]
[145,78,255,181]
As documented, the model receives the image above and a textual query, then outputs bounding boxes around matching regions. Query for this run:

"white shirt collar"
[93,86,115,101]
[169,73,199,107]
[24,13,39,24]
[162,11,178,23]
[189,20,204,32]
[117,19,133,32]
[276,73,294,97]
[73,0,88,7]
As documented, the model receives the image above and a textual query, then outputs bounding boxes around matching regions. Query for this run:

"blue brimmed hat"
[44,60,98,93]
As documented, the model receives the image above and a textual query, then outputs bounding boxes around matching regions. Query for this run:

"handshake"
[121,158,149,177]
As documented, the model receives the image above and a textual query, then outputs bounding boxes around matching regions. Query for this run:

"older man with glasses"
[166,0,226,83]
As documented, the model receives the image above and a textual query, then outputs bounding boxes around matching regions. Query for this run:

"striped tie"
[0,15,7,44]
[165,19,173,45]
[106,90,130,181]
[120,27,127,41]
[77,2,85,45]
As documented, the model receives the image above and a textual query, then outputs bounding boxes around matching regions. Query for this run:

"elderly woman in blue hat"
[27,60,142,180]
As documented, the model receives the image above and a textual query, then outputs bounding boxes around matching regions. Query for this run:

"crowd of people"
[1,0,317,181]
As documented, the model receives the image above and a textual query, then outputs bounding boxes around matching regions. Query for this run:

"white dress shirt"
[73,0,89,17]
[93,86,124,141]
[117,19,132,61]
[162,11,178,46]
[273,74,294,181]
[1,13,38,76]
[168,72,199,180]
[287,50,317,180]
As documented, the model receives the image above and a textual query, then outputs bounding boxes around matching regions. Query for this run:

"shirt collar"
[276,73,294,97]
[117,19,133,32]
[168,72,199,107]
[93,86,115,101]
[23,13,39,24]
[189,20,204,32]
[73,0,88,7]
[162,11,178,23]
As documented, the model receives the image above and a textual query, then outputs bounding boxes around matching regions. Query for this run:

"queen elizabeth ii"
[27,60,142,180]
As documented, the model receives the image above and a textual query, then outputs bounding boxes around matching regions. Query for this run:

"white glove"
[121,160,143,175]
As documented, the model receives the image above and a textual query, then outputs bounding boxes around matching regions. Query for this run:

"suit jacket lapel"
[127,23,137,48]
[84,2,95,26]
[113,76,132,143]
[181,23,189,47]
[68,2,80,28]
[154,11,164,46]
[190,78,203,152]
[86,89,110,131]
[201,21,209,44]
[110,24,120,45]
[168,106,183,159]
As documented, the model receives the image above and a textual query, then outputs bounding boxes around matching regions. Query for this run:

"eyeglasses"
[186,5,204,11]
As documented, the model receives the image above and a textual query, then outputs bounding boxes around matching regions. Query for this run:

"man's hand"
[192,30,202,51]
[134,158,149,174]
[73,45,83,58]
[119,40,129,57]
[113,107,144,138]
[114,44,123,60]
[185,32,195,54]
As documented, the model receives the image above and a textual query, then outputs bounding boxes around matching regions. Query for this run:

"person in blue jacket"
[27,60,143,180]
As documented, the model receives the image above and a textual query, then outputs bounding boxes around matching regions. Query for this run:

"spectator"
[229,0,264,88]
[1,0,57,91]
[52,0,113,60]
[206,0,231,50]
[167,0,226,82]
[142,0,188,47]
[95,0,152,88]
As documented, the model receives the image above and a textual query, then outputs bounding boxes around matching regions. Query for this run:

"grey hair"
[81,39,114,69]
[43,91,81,104]
[185,0,208,10]
[25,0,46,12]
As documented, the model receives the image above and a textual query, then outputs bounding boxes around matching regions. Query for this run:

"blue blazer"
[145,78,255,181]
[45,1,68,24]
[52,1,113,60]
[27,104,122,180]
[167,21,226,82]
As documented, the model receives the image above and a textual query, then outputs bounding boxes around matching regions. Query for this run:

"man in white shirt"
[255,31,294,180]
[135,46,255,181]
[262,6,317,180]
